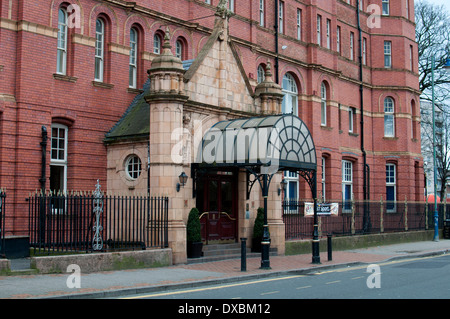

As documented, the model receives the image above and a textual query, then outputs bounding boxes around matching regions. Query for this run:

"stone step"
[187,243,277,264]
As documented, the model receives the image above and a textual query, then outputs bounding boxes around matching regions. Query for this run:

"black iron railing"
[283,199,449,240]
[0,191,5,257]
[28,192,168,254]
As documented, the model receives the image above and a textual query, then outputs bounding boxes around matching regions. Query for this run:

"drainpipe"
[40,126,48,193]
[356,1,370,232]
[274,0,279,84]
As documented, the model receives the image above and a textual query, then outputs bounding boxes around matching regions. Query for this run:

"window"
[297,9,302,41]
[126,155,142,180]
[282,73,299,200]
[257,65,265,84]
[384,41,392,68]
[337,26,341,53]
[409,45,413,71]
[321,157,326,201]
[94,18,105,82]
[363,38,367,65]
[350,32,354,60]
[205,0,211,3]
[386,164,396,211]
[259,0,264,27]
[229,0,235,12]
[359,0,363,10]
[321,82,327,126]
[129,28,138,88]
[278,1,284,34]
[57,8,68,75]
[175,40,183,59]
[317,15,321,46]
[406,0,409,19]
[50,124,68,194]
[154,34,161,54]
[342,160,353,211]
[282,73,298,115]
[349,107,355,133]
[384,97,395,137]
[326,19,331,49]
[382,0,390,15]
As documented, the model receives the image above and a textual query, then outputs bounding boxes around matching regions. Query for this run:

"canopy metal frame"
[192,114,320,267]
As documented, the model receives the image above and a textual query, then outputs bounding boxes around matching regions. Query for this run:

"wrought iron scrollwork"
[92,180,104,251]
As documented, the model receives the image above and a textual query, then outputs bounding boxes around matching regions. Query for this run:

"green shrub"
[186,208,202,242]
[253,207,264,239]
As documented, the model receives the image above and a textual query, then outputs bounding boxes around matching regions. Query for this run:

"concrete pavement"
[1,239,449,299]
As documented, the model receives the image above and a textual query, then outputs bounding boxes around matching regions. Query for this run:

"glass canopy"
[195,114,317,174]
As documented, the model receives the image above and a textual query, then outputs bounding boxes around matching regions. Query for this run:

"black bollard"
[327,234,332,261]
[241,238,247,272]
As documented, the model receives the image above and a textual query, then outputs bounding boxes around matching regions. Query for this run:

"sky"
[418,0,450,13]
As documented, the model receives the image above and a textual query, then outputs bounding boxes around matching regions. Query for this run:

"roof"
[104,79,151,143]
[195,114,317,174]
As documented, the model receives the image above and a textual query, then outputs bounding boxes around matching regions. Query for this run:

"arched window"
[321,82,327,126]
[57,7,68,75]
[153,33,162,54]
[384,97,395,137]
[282,73,298,115]
[129,27,138,88]
[94,18,105,82]
[257,65,265,84]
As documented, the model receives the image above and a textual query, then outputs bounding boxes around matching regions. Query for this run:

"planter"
[251,237,262,253]
[187,241,203,258]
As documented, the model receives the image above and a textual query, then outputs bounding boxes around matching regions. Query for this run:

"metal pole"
[260,173,271,269]
[312,171,321,264]
[327,234,332,261]
[431,56,439,242]
[241,237,247,272]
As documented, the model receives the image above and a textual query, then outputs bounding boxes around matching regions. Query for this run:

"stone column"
[145,30,190,264]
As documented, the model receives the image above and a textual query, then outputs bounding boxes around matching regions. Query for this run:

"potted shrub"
[186,208,203,258]
[251,207,265,252]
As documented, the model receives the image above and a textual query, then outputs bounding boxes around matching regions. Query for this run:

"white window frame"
[321,82,327,126]
[125,155,142,180]
[317,15,321,46]
[363,38,367,65]
[349,107,355,133]
[342,160,353,212]
[337,26,341,54]
[57,8,68,75]
[384,97,395,137]
[129,28,138,89]
[257,65,265,84]
[153,34,161,54]
[297,9,302,41]
[382,0,390,15]
[386,163,397,212]
[259,0,264,27]
[229,0,235,12]
[321,157,326,201]
[350,32,354,60]
[326,19,331,49]
[94,18,105,82]
[175,40,183,59]
[279,1,284,34]
[384,41,392,68]
[282,73,298,115]
[50,124,68,195]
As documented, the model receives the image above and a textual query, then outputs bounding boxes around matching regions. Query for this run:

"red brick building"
[0,0,422,261]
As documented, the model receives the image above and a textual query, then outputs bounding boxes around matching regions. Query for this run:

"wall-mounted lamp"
[278,179,288,196]
[176,172,188,192]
